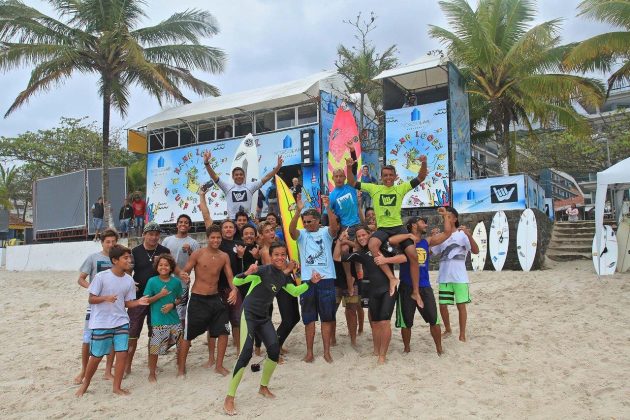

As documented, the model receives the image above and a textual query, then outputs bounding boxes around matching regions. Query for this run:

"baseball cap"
[143,221,161,234]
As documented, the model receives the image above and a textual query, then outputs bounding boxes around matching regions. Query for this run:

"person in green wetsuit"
[223,243,320,416]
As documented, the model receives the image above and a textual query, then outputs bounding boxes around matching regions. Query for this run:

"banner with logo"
[146,125,317,223]
[452,175,526,213]
[384,101,450,208]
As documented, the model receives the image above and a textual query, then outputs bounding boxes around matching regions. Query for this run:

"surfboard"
[326,103,361,194]
[516,209,537,272]
[275,175,303,284]
[617,217,630,273]
[592,225,618,275]
[231,133,260,214]
[489,211,509,272]
[471,221,488,271]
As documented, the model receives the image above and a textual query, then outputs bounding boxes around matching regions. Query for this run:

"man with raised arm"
[203,150,283,219]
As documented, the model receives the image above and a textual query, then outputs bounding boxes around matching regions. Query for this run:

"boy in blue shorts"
[75,245,149,397]
[144,253,184,382]
[430,207,479,342]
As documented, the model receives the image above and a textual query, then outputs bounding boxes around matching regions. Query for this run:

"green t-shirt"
[144,275,183,326]
[358,181,415,228]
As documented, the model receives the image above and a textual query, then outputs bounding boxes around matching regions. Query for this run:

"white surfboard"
[471,221,487,271]
[516,209,537,272]
[230,133,260,214]
[617,217,630,273]
[489,211,509,271]
[592,225,618,275]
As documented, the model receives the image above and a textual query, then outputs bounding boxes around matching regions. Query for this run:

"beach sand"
[0,260,628,419]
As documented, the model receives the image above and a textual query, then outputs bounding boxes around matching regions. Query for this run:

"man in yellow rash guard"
[223,243,319,416]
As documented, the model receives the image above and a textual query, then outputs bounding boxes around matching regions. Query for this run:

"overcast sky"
[0,0,616,138]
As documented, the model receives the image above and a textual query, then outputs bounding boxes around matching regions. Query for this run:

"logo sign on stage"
[452,175,527,213]
[490,183,518,203]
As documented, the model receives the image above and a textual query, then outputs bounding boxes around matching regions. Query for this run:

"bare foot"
[224,396,236,416]
[323,353,333,363]
[372,350,378,356]
[103,372,114,381]
[177,370,186,378]
[302,354,314,363]
[203,358,215,368]
[113,388,131,396]
[442,330,452,338]
[259,386,276,398]
[357,330,363,336]
[403,347,411,353]
[73,373,84,385]
[331,338,337,347]
[254,347,262,356]
[436,346,443,355]
[280,347,288,355]
[459,335,466,342]
[75,385,87,397]
[388,276,400,297]
[278,356,285,365]
[215,366,230,376]
[377,355,386,365]
[148,373,157,383]
[411,291,424,309]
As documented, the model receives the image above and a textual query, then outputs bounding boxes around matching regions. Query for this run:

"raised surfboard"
[326,102,361,194]
[592,225,618,275]
[471,221,488,271]
[489,211,509,272]
[275,175,303,284]
[231,133,260,214]
[516,209,537,272]
[617,217,630,273]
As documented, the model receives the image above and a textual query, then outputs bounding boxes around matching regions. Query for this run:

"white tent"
[594,156,630,274]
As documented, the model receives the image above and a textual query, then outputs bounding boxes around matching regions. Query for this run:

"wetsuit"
[342,245,398,321]
[227,265,310,397]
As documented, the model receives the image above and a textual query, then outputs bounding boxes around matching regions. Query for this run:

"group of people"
[76,140,479,416]
[91,195,146,241]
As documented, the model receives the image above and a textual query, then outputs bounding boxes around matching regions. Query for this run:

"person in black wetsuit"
[334,226,406,364]
[223,243,318,416]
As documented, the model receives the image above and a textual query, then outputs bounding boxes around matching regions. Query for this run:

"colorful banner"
[452,175,526,213]
[146,125,317,223]
[448,63,472,181]
[384,101,450,208]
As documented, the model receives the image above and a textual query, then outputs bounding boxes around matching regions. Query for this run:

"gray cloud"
[0,0,617,137]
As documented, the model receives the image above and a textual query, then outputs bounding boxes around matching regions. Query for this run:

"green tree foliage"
[429,0,605,174]
[0,0,226,226]
[563,0,630,93]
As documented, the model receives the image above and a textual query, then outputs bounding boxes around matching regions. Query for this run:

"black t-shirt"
[343,245,395,291]
[92,202,104,218]
[132,244,171,298]
[119,204,133,220]
[219,239,240,291]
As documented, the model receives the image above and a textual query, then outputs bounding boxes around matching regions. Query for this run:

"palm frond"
[142,44,226,74]
[563,31,630,73]
[132,8,219,46]
[578,0,630,29]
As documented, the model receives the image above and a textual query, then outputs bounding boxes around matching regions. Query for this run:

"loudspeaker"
[300,128,315,165]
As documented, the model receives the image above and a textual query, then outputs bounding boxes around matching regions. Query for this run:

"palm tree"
[429,0,604,173]
[563,0,630,94]
[0,0,226,226]
[335,12,398,147]
[0,164,18,210]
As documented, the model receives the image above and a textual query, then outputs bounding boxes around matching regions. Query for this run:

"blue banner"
[448,63,472,181]
[452,175,526,213]
[385,101,450,208]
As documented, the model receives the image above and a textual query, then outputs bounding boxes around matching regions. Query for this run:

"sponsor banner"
[385,101,450,208]
[146,125,317,223]
[452,175,526,213]
[448,63,472,181]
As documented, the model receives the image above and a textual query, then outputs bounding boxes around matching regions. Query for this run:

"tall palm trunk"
[101,75,113,229]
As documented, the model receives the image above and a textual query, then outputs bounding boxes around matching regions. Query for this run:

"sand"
[0,260,629,419]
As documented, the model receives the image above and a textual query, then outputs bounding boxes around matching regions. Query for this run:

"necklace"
[145,246,158,262]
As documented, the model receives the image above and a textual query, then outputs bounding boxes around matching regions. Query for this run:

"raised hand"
[203,150,211,165]
[245,261,259,275]
[158,286,171,298]
[345,155,356,167]
[249,246,260,259]
[296,193,305,211]
[418,154,428,181]
[437,207,447,216]
[284,260,298,274]
[236,244,246,258]
[275,155,284,170]
[339,228,349,242]
[321,195,330,208]
[458,225,471,236]
[345,139,354,151]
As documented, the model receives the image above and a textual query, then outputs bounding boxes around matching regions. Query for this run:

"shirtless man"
[179,225,238,376]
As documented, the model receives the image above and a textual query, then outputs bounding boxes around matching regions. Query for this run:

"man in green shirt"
[347,155,427,308]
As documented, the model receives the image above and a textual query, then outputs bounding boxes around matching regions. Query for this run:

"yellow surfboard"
[276,175,303,284]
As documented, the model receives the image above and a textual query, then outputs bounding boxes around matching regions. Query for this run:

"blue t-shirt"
[329,184,360,227]
[297,226,336,281]
[399,239,430,288]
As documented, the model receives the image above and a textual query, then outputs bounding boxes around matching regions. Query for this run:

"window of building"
[198,122,215,143]
[216,120,233,139]
[276,108,295,129]
[164,129,178,149]
[234,116,253,137]
[149,131,163,151]
[297,104,318,125]
[180,126,194,146]
[255,111,275,133]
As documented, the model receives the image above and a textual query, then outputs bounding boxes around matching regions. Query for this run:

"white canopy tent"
[594,156,630,274]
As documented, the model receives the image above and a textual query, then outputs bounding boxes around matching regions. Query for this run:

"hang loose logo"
[490,183,517,203]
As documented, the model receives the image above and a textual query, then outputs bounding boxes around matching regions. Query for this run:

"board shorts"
[149,324,183,355]
[90,324,129,357]
[368,287,397,322]
[184,293,230,340]
[336,285,360,307]
[438,283,471,305]
[299,278,336,324]
[372,225,414,249]
[395,282,439,328]
[221,287,243,328]
[128,305,150,339]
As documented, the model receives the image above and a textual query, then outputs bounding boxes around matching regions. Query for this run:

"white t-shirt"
[87,269,136,329]
[297,227,336,281]
[217,178,263,219]
[430,231,471,284]
[79,251,113,316]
